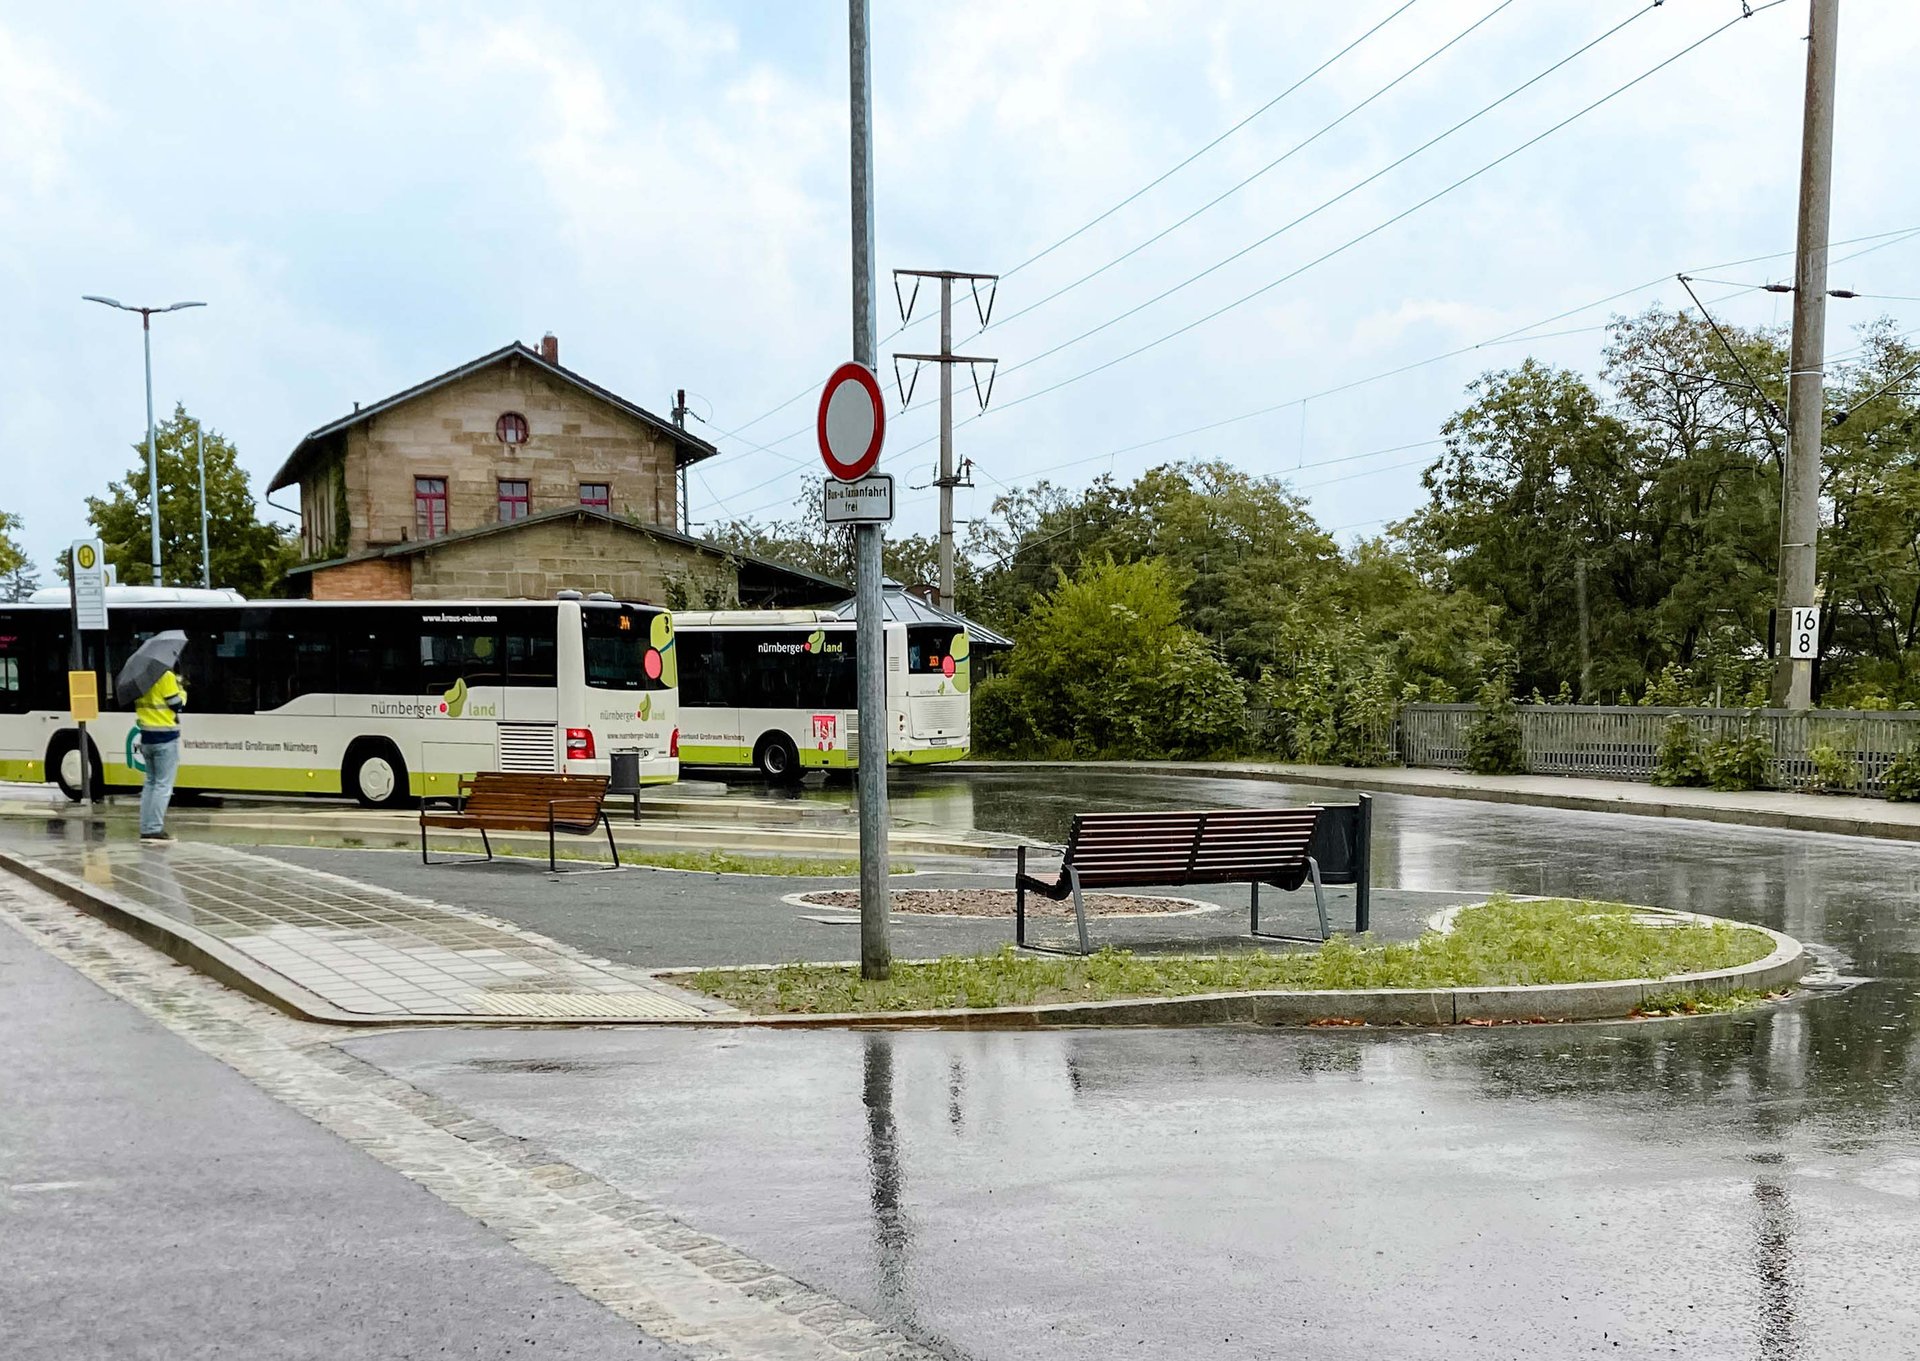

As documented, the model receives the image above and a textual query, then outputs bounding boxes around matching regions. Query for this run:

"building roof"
[282,505,847,597]
[829,581,1014,650]
[267,341,720,493]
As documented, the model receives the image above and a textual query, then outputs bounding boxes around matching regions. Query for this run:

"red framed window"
[496,412,529,445]
[580,482,610,512]
[498,479,530,522]
[414,477,448,539]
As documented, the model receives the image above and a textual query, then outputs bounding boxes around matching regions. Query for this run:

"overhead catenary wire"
[992,0,1668,378]
[879,0,1790,469]
[715,217,1915,525]
[707,1,1423,448]
[985,0,1520,335]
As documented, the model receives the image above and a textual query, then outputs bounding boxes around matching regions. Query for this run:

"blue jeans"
[139,734,180,836]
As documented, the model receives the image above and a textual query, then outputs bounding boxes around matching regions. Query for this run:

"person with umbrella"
[116,631,189,843]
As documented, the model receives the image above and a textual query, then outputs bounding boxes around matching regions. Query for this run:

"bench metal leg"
[1069,866,1090,956]
[549,817,558,873]
[604,813,620,869]
[420,818,429,866]
[479,827,493,862]
[1307,856,1329,941]
[1015,846,1027,948]
[1250,858,1330,944]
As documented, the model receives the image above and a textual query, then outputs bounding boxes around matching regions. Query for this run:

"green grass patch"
[689,895,1776,1014]
[1635,988,1782,1017]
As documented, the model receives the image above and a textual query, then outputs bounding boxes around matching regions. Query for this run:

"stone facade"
[296,354,681,560]
[406,515,737,604]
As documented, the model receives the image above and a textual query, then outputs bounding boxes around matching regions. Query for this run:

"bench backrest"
[460,772,610,826]
[1062,808,1320,888]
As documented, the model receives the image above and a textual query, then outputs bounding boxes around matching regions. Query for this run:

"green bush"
[1804,743,1859,794]
[1650,716,1707,787]
[979,556,1246,760]
[1883,750,1920,802]
[1702,729,1772,791]
[1465,691,1526,775]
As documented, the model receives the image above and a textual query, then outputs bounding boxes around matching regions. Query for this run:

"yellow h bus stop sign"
[68,671,99,723]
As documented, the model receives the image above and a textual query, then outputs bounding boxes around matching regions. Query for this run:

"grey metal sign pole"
[849,0,890,980]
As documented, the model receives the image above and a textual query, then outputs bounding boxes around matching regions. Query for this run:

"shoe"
[140,831,173,843]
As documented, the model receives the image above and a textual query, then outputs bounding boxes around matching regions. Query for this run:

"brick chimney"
[538,332,559,365]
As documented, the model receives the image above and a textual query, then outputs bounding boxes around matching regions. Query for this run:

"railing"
[1397,703,1920,796]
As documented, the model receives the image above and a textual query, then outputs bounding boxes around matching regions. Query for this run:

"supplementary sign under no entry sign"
[823,473,893,524]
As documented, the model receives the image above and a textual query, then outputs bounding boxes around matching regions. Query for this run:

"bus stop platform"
[0,821,730,1026]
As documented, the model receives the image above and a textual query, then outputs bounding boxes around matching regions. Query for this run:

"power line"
[993,1,1665,378]
[897,0,1786,456]
[995,0,1425,283]
[985,0,1519,335]
[714,221,1914,524]
[709,2,1423,447]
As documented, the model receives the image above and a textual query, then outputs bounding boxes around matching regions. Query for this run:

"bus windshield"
[582,605,668,691]
[907,626,963,675]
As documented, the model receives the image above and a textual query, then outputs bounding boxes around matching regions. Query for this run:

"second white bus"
[673,610,969,780]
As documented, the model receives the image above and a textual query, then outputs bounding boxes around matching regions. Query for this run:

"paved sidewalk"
[957,759,1920,841]
[0,898,688,1361]
[0,823,724,1024]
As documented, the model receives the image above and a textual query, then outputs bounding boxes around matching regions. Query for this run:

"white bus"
[0,589,679,806]
[673,609,968,780]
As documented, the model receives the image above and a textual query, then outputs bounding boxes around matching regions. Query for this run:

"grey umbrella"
[115,631,189,705]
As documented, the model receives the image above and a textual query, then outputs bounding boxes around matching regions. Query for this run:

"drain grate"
[467,991,708,1019]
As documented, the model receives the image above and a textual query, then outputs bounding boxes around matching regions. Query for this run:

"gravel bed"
[793,888,1218,918]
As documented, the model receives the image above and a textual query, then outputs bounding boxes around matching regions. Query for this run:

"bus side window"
[504,626,557,687]
[419,625,505,693]
[341,612,418,695]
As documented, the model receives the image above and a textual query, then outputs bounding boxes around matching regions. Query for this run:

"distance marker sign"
[817,362,886,482]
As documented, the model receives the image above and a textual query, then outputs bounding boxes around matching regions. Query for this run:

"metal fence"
[1397,703,1920,796]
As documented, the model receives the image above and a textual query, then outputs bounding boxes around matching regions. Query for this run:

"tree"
[0,511,38,601]
[86,404,296,596]
[705,490,964,599]
[973,557,1244,759]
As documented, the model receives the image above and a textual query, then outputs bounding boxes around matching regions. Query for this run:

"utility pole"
[892,268,998,613]
[196,426,211,589]
[850,0,891,981]
[671,389,692,534]
[1771,0,1840,710]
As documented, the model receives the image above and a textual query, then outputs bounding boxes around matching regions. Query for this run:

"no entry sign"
[817,362,886,482]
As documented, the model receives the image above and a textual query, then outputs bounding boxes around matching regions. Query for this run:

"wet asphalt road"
[0,899,683,1361]
[337,774,1920,1361]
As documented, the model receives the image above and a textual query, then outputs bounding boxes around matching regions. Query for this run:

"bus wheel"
[50,735,103,803]
[754,734,803,784]
[344,742,410,809]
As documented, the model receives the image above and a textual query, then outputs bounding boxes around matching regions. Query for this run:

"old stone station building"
[268,336,835,606]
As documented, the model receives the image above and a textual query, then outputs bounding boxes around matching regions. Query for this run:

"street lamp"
[82,296,206,586]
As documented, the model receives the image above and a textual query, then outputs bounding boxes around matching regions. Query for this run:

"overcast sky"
[5,0,1918,578]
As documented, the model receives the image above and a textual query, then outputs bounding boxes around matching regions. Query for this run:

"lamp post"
[82,296,206,586]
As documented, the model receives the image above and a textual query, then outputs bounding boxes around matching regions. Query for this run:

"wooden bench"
[419,772,620,872]
[1014,797,1373,954]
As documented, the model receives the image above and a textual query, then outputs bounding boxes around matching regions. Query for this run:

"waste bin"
[609,748,643,825]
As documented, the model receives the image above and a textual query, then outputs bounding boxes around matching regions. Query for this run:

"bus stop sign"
[817,362,886,482]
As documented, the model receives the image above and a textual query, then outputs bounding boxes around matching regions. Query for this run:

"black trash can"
[609,749,642,794]
[609,748,643,824]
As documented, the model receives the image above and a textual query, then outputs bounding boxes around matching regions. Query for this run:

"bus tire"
[49,733,104,803]
[344,741,410,809]
[754,733,803,784]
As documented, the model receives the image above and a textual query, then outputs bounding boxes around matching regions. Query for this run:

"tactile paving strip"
[2,834,714,1021]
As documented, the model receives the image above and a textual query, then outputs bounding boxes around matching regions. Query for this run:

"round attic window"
[496,412,530,445]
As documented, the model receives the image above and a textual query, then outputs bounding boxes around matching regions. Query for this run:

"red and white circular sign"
[817,362,886,482]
